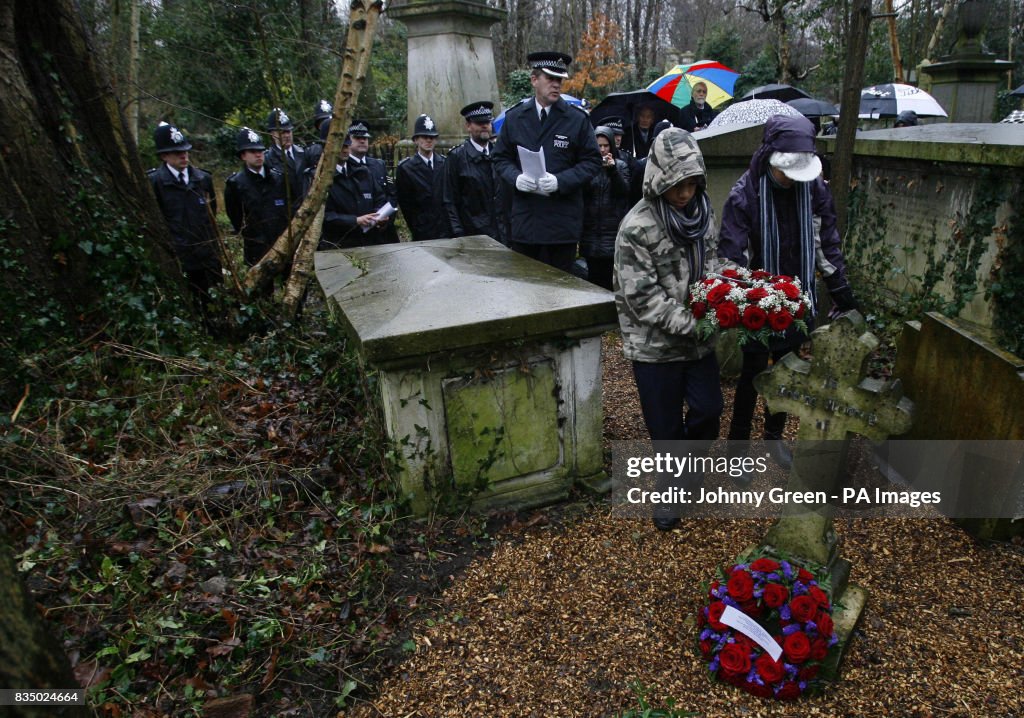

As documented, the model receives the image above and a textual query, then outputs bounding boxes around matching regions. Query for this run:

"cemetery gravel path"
[344,333,1024,718]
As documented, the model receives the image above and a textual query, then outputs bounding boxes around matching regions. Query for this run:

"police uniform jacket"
[224,166,290,266]
[396,153,450,241]
[148,164,221,273]
[442,140,501,242]
[265,144,307,207]
[493,98,602,245]
[351,155,399,243]
[321,160,391,249]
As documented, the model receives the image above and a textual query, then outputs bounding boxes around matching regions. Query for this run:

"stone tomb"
[752,312,913,677]
[314,236,617,513]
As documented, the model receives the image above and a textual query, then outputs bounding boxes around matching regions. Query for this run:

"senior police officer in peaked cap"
[320,123,392,249]
[265,107,306,207]
[492,51,601,272]
[223,127,290,274]
[147,123,222,320]
[443,101,503,243]
[396,113,450,241]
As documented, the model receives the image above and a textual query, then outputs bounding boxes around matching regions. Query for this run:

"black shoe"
[767,439,793,471]
[652,503,681,531]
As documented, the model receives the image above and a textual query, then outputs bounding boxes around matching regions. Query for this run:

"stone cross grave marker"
[752,311,913,676]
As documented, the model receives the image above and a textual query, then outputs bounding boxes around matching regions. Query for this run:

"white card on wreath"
[721,604,783,662]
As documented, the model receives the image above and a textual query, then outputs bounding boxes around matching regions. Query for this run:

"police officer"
[347,119,399,244]
[304,99,333,170]
[147,122,222,313]
[396,114,449,241]
[265,107,306,208]
[224,127,289,270]
[321,124,393,249]
[443,101,503,243]
[492,51,602,272]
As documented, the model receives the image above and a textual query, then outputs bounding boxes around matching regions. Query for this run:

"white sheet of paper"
[517,146,546,180]
[363,202,397,233]
[721,604,783,662]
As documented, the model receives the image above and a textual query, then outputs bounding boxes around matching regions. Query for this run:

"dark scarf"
[655,189,711,284]
[759,172,817,314]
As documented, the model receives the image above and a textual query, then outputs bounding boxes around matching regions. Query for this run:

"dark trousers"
[586,256,614,290]
[728,348,791,440]
[510,242,577,274]
[632,353,723,442]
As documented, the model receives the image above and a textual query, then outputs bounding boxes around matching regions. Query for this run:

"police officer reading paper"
[493,51,601,272]
[443,101,503,243]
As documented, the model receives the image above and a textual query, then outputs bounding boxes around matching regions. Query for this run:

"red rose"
[707,601,728,631]
[700,639,713,657]
[774,281,801,300]
[742,305,768,330]
[692,301,707,319]
[810,637,829,661]
[797,568,815,582]
[755,653,785,684]
[775,274,794,282]
[808,586,830,610]
[749,558,780,573]
[783,631,812,664]
[721,669,746,687]
[768,309,793,332]
[746,286,769,301]
[740,599,764,618]
[752,270,772,280]
[746,682,774,698]
[776,681,802,700]
[707,283,731,304]
[795,303,806,319]
[722,268,742,279]
[799,664,820,681]
[733,634,755,653]
[703,277,717,286]
[716,301,740,328]
[727,570,755,602]
[762,583,789,609]
[789,595,818,624]
[719,642,751,677]
[816,612,834,638]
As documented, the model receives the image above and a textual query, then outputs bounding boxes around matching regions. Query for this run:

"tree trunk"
[832,0,872,236]
[0,0,181,328]
[0,541,88,717]
[243,0,382,295]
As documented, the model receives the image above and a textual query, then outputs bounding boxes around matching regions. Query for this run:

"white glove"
[537,172,558,195]
[515,174,538,193]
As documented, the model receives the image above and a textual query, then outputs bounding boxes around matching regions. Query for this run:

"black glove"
[830,285,859,313]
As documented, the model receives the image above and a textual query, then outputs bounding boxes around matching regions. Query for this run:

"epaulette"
[570,102,589,114]
[397,156,412,166]
[146,167,158,175]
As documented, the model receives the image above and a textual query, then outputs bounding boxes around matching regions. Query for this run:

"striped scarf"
[655,190,711,287]
[759,173,817,315]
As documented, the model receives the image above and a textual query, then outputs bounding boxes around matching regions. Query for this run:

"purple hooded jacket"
[718,114,848,292]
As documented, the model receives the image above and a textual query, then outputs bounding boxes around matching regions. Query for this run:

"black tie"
[540,108,548,125]
[178,173,187,187]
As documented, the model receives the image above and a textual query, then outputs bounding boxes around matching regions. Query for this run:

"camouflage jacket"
[613,128,727,363]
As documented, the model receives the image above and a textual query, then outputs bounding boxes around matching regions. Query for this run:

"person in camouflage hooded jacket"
[614,128,728,528]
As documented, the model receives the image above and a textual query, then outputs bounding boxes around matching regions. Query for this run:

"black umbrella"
[1011,84,1024,97]
[737,83,811,103]
[787,97,839,117]
[590,90,680,128]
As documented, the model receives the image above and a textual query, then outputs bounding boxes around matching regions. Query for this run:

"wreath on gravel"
[697,552,840,700]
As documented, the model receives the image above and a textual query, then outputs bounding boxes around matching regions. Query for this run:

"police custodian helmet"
[154,122,192,153]
[266,107,294,132]
[412,114,440,138]
[236,127,265,154]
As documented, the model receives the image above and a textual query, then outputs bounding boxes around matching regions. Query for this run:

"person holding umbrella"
[678,81,716,132]
[718,114,859,472]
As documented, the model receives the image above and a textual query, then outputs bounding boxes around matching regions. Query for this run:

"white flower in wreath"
[170,128,184,144]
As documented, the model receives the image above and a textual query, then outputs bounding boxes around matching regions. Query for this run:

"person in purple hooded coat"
[718,114,859,472]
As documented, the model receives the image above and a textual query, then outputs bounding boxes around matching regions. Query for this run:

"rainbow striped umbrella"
[646,60,740,109]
